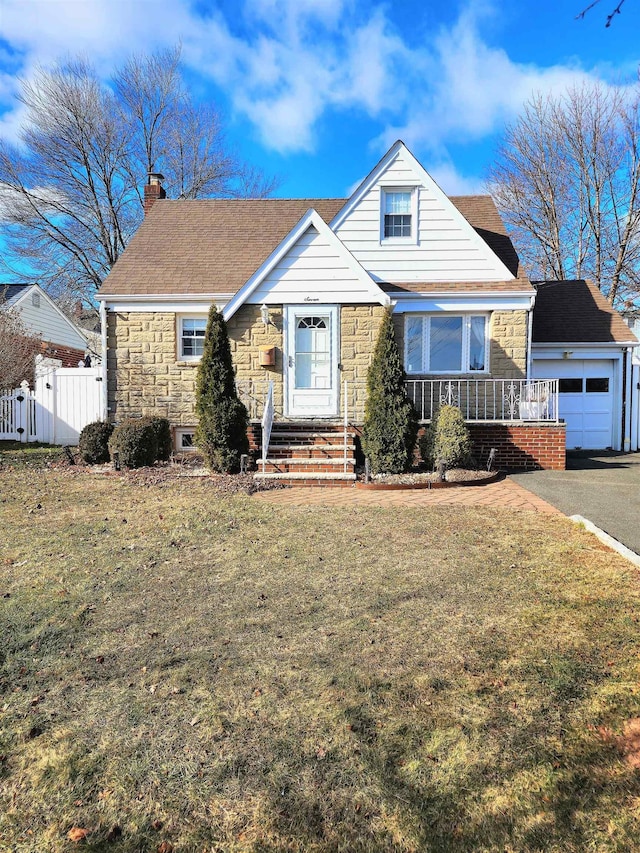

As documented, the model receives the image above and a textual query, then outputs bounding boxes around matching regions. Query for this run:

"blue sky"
[0,0,639,198]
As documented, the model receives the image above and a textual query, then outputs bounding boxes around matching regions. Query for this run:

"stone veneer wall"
[107,303,386,426]
[393,309,528,379]
[340,305,386,419]
[107,311,197,424]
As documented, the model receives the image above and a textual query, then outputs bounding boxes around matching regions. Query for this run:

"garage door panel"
[532,358,614,450]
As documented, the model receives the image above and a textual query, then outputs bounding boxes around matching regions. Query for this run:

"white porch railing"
[236,379,272,420]
[261,380,274,473]
[404,378,560,423]
[236,377,558,426]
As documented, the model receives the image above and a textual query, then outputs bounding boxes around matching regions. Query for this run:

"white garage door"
[533,359,615,449]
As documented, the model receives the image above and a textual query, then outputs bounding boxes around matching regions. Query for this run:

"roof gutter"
[97,293,236,302]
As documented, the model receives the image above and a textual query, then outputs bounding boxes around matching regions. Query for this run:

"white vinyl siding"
[335,150,515,283]
[251,225,377,304]
[405,314,488,375]
[13,293,88,350]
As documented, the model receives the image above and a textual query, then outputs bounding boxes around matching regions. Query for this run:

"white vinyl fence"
[0,367,103,445]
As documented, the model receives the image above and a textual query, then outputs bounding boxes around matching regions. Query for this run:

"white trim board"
[104,301,227,313]
[393,295,534,313]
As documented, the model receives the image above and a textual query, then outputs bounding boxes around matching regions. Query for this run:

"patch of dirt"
[60,458,285,494]
[619,718,640,769]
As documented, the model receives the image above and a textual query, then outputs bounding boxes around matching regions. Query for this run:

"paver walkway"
[253,477,561,512]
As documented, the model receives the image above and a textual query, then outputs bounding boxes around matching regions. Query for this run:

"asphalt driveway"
[510,452,640,555]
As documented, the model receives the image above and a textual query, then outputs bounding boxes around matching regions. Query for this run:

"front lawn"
[1,466,639,851]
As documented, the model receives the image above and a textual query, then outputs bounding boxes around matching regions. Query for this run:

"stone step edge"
[263,458,355,466]
[267,443,355,451]
[255,472,357,481]
[268,431,356,439]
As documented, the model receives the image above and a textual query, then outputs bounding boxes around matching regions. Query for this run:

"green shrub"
[195,306,249,473]
[361,307,418,474]
[419,405,472,469]
[108,418,158,469]
[78,420,114,464]
[140,415,172,461]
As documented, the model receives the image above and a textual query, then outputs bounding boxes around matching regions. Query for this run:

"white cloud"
[0,0,632,171]
[427,162,487,197]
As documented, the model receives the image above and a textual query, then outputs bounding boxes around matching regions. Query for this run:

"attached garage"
[532,358,616,449]
[531,280,637,452]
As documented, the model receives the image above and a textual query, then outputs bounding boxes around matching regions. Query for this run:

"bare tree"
[0,297,41,389]
[576,0,628,27]
[488,82,640,305]
[0,47,276,302]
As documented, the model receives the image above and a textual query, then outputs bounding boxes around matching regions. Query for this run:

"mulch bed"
[356,468,502,490]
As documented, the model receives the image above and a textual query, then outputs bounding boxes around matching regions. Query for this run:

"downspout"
[99,300,108,422]
[623,347,632,452]
[526,292,536,379]
[631,357,639,452]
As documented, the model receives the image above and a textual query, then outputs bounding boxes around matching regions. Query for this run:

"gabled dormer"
[331,141,516,285]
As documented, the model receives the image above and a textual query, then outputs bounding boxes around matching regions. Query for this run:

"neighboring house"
[1,284,98,371]
[96,141,637,480]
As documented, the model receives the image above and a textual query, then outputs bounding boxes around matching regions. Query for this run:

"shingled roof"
[98,194,532,298]
[0,284,33,306]
[532,280,637,344]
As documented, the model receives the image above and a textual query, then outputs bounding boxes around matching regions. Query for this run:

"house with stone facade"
[96,141,637,483]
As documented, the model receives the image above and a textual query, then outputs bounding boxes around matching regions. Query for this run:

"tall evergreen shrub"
[361,307,418,474]
[195,306,249,473]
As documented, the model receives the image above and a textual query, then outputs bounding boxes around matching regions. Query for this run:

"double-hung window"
[382,188,415,240]
[179,316,207,360]
[405,314,488,374]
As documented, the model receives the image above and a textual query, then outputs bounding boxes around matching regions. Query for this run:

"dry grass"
[1,464,640,852]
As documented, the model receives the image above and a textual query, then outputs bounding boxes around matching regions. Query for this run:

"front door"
[285,306,339,417]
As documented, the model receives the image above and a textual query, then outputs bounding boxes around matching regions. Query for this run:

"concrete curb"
[569,515,640,568]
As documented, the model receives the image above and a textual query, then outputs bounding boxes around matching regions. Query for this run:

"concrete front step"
[262,458,356,474]
[267,444,354,459]
[269,431,354,443]
[255,471,356,487]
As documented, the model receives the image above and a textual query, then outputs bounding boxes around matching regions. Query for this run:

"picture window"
[404,314,488,374]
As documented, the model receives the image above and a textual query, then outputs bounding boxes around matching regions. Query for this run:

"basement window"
[175,429,196,451]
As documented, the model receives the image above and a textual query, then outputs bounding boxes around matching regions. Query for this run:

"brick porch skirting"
[251,421,566,472]
[465,422,566,471]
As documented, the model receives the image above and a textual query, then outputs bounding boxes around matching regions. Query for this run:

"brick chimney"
[144,172,166,215]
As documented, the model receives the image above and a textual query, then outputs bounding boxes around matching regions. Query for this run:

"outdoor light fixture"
[260,304,270,325]
[563,350,574,359]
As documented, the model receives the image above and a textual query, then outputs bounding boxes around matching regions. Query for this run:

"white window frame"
[177,314,207,362]
[175,428,197,452]
[380,186,418,245]
[404,313,490,375]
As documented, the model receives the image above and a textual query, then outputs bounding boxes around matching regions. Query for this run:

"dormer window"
[381,188,417,243]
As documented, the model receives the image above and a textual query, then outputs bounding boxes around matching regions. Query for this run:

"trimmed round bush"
[108,418,158,469]
[419,405,472,469]
[78,420,114,464]
[140,415,172,461]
